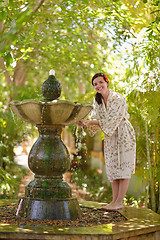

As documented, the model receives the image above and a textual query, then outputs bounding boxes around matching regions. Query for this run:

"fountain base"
[16,197,82,220]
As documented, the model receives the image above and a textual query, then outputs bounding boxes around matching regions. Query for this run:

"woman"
[77,73,136,210]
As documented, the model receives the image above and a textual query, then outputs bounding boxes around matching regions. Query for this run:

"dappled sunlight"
[0,200,159,237]
[0,223,10,226]
[101,223,113,232]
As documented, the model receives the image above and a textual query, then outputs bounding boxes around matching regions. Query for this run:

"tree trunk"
[0,58,12,84]
[145,121,156,211]
[0,58,28,86]
[13,60,27,86]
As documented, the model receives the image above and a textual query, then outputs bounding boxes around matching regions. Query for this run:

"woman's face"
[92,77,108,95]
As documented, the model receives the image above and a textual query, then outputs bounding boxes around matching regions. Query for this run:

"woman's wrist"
[90,120,99,126]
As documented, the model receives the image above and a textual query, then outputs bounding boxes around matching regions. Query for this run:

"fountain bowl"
[10,99,92,126]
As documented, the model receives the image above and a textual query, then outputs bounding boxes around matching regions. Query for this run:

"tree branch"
[0,21,4,32]
[32,0,45,13]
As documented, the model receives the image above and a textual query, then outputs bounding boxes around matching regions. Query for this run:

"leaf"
[5,52,13,67]
[0,9,7,20]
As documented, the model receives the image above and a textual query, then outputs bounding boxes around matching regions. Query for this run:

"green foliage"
[0,77,31,198]
[70,167,112,203]
[124,195,146,208]
[0,0,155,99]
[10,80,42,101]
[127,87,160,211]
[0,157,27,199]
[0,0,44,54]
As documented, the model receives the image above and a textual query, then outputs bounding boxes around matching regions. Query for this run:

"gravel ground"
[0,203,126,227]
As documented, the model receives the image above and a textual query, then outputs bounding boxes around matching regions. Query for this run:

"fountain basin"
[16,197,81,220]
[10,99,92,125]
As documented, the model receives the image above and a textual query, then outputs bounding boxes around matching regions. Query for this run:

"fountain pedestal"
[16,124,82,220]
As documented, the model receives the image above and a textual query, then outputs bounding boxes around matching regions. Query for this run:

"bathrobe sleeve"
[98,92,128,137]
[87,100,100,137]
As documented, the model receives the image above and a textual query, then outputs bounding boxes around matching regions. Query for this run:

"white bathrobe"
[87,89,136,182]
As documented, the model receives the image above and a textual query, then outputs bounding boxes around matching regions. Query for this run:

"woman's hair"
[92,73,109,105]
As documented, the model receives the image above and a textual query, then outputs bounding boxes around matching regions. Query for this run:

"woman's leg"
[113,179,130,207]
[109,178,130,210]
[101,179,119,209]
[101,178,130,210]
[112,179,120,203]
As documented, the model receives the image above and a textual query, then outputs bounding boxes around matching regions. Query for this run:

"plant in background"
[0,80,30,198]
[70,167,113,203]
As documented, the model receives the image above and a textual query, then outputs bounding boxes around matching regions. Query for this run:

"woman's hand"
[76,120,85,127]
[81,120,91,126]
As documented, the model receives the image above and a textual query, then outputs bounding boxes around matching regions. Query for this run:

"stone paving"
[0,200,160,239]
[0,201,126,227]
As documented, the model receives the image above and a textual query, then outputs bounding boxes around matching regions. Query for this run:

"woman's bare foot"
[101,202,123,210]
[107,203,123,210]
[100,202,115,210]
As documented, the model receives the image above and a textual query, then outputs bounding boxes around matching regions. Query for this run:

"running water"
[10,108,16,124]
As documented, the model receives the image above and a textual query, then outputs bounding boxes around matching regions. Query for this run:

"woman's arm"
[76,120,99,127]
[82,120,99,127]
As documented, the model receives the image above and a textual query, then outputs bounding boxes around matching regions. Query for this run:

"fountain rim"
[9,99,93,107]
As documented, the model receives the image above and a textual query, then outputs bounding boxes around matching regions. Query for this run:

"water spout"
[49,69,55,76]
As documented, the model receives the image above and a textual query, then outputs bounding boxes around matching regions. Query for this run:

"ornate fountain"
[10,70,92,220]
